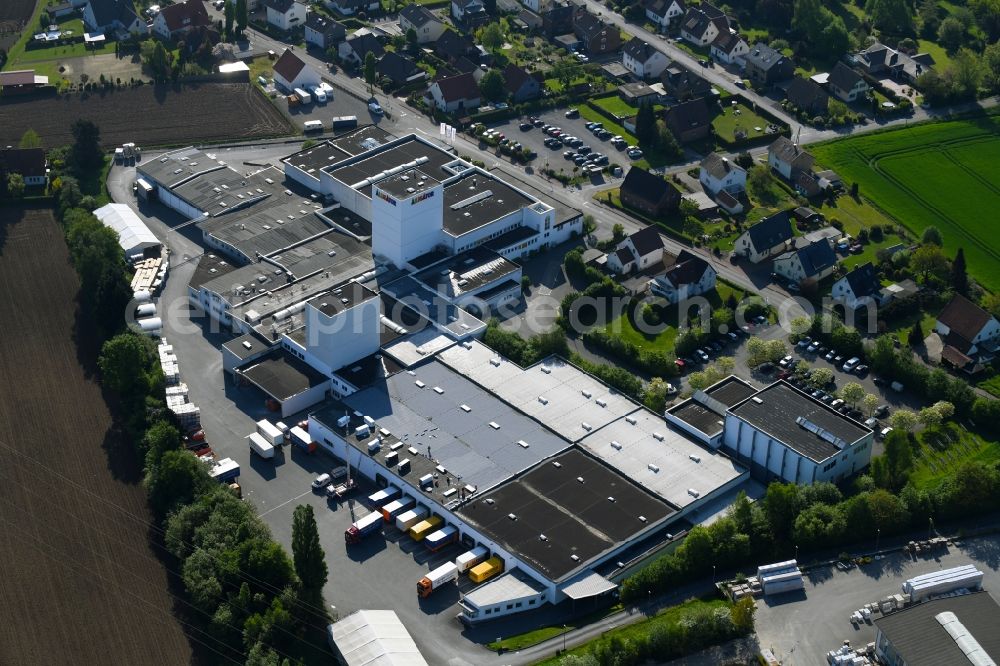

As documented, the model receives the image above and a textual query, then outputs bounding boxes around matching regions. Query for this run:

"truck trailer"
[344,512,383,545]
[248,432,275,459]
[395,507,428,532]
[469,557,505,584]
[294,87,312,104]
[425,525,458,552]
[417,562,458,598]
[456,546,489,573]
[381,496,416,522]
[409,516,442,542]
[367,486,401,509]
[255,419,285,446]
[289,426,317,453]
[209,457,240,483]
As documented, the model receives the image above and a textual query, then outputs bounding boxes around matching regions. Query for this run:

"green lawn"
[591,95,639,119]
[712,102,774,142]
[534,599,732,666]
[917,39,953,70]
[810,115,1000,292]
[979,375,1000,398]
[908,425,1000,490]
[485,603,623,652]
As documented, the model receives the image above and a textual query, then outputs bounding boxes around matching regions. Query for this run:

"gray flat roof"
[456,448,673,581]
[578,409,745,508]
[320,205,373,239]
[333,352,403,391]
[413,246,520,297]
[442,171,535,237]
[376,167,440,199]
[239,351,328,401]
[482,226,539,253]
[324,136,463,196]
[138,147,225,188]
[308,281,378,317]
[668,400,724,435]
[462,571,546,607]
[173,166,286,217]
[283,127,396,178]
[199,201,331,259]
[438,340,640,443]
[189,252,236,290]
[729,381,871,462]
[705,376,758,406]
[222,331,273,361]
[381,276,486,338]
[873,592,1000,666]
[329,124,395,156]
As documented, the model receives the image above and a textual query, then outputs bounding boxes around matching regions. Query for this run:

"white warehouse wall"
[302,297,381,375]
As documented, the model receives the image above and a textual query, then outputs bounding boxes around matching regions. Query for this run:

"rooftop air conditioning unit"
[648,463,660,473]
[610,441,622,450]
[595,398,607,407]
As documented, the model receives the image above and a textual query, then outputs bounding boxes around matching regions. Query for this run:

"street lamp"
[563,624,567,652]
[876,527,881,554]
[712,565,716,584]
[794,544,799,561]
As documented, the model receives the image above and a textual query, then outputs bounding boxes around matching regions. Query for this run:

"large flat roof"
[138,147,226,188]
[705,376,758,406]
[323,135,466,197]
[283,126,395,179]
[174,166,285,217]
[456,448,674,581]
[873,592,1000,666]
[322,359,575,495]
[668,400,725,435]
[381,276,486,338]
[308,281,378,317]
[728,381,872,461]
[499,171,582,228]
[442,171,535,237]
[462,571,546,607]
[413,246,520,298]
[438,340,640,443]
[199,200,331,259]
[189,252,236,290]
[578,409,745,509]
[376,167,440,199]
[239,351,328,401]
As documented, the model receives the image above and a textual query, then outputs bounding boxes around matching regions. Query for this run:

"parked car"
[842,357,861,372]
[797,337,812,349]
[830,399,845,410]
[368,100,383,115]
[779,355,794,368]
[807,341,821,353]
[875,404,890,417]
[312,473,332,490]
[627,148,643,159]
[675,358,686,371]
[864,417,879,429]
[879,426,894,440]
[519,122,532,130]
[753,315,767,325]
[565,108,580,117]
[727,331,739,341]
[825,349,837,361]
[854,364,869,376]
[695,349,710,362]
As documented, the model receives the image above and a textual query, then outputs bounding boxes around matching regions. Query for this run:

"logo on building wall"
[411,190,435,205]
[375,190,397,206]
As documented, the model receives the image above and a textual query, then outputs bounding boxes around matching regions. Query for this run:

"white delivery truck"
[455,546,489,573]
[395,506,428,532]
[417,562,458,598]
[256,419,285,446]
[294,87,312,104]
[248,432,275,459]
[303,120,323,132]
[309,85,327,103]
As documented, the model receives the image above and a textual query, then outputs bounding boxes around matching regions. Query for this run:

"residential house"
[573,11,621,55]
[304,12,346,50]
[427,72,481,112]
[0,148,47,187]
[606,225,665,275]
[399,5,445,44]
[664,96,711,143]
[339,32,384,67]
[649,250,717,303]
[434,29,478,63]
[325,0,379,16]
[795,171,823,198]
[772,238,838,285]
[0,70,49,94]
[503,63,542,102]
[792,206,823,226]
[768,136,814,180]
[516,9,543,31]
[151,1,209,40]
[541,2,574,37]
[645,0,686,31]
[623,37,670,79]
[376,52,426,88]
[710,32,748,67]
[452,0,488,28]
[699,152,746,195]
[620,167,682,217]
[619,82,659,106]
[272,48,321,90]
[265,0,307,31]
[734,210,793,262]
[679,2,728,47]
[743,43,794,86]
[785,76,829,116]
[660,62,711,100]
[715,189,743,215]
[935,294,1000,370]
[83,0,146,34]
[831,262,881,310]
[50,2,78,18]
[827,61,868,103]
[855,42,934,84]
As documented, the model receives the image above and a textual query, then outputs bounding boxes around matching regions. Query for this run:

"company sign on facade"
[375,189,397,206]
[412,190,435,205]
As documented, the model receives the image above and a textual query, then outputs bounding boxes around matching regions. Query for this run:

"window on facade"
[485,609,491,615]
[506,604,513,610]
[529,599,536,605]
[515,602,522,608]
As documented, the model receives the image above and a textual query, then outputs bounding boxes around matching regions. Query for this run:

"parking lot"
[277,87,379,131]
[755,534,1000,665]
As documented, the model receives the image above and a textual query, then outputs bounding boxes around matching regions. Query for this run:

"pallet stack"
[157,338,201,431]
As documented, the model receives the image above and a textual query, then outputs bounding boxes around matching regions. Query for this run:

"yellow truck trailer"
[469,556,505,583]
[408,515,442,541]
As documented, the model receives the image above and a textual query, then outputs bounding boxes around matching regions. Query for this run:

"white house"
[304,12,346,49]
[399,4,445,44]
[710,31,749,67]
[645,0,686,31]
[427,72,481,112]
[768,136,815,180]
[0,148,47,187]
[622,38,670,80]
[734,211,793,263]
[827,61,869,103]
[272,48,321,91]
[325,0,379,16]
[679,2,728,47]
[772,238,838,285]
[935,294,1000,367]
[649,250,716,304]
[699,153,746,195]
[265,0,307,31]
[831,262,882,310]
[83,0,147,34]
[451,0,487,25]
[605,226,664,275]
[338,32,384,66]
[151,0,209,40]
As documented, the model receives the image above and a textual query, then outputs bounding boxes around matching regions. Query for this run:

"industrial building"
[327,610,428,666]
[93,203,161,260]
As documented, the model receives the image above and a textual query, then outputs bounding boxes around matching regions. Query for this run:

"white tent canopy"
[328,610,428,666]
[93,203,160,258]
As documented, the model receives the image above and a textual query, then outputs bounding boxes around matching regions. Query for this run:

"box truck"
[409,516,442,542]
[255,419,285,446]
[367,486,400,508]
[425,525,458,552]
[417,562,458,598]
[248,432,275,460]
[395,507,428,532]
[344,512,383,545]
[331,115,358,130]
[294,87,312,104]
[209,457,240,483]
[289,426,317,453]
[381,496,416,522]
[469,557,504,584]
[303,120,324,132]
[456,546,489,573]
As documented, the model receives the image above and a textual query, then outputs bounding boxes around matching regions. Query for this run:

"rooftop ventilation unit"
[607,496,615,502]
[485,498,495,505]
[552,461,562,468]
[595,398,607,408]
[638,515,647,523]
[610,441,622,450]
[540,366,552,374]
[489,422,500,429]
[433,386,444,394]
[408,446,419,456]
[576,477,584,483]
[415,380,425,388]
[752,396,764,404]
[581,422,593,431]
[517,440,529,449]
[652,432,664,441]
[508,513,517,521]
[390,441,405,451]
[688,488,700,498]
[689,454,701,463]
[538,396,548,405]
[460,404,471,412]
[571,554,580,562]
[648,463,660,473]
[489,357,502,367]
[581,390,592,399]
[625,415,637,425]
[539,534,548,541]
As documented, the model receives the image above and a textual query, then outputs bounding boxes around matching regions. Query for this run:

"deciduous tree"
[292,505,328,591]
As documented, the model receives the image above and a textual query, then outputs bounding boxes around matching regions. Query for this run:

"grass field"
[811,115,1000,292]
[979,374,1000,398]
[712,102,773,142]
[591,95,639,119]
[909,425,1000,490]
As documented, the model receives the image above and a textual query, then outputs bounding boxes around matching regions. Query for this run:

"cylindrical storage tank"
[134,290,152,303]
[138,317,162,332]
[136,303,157,318]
